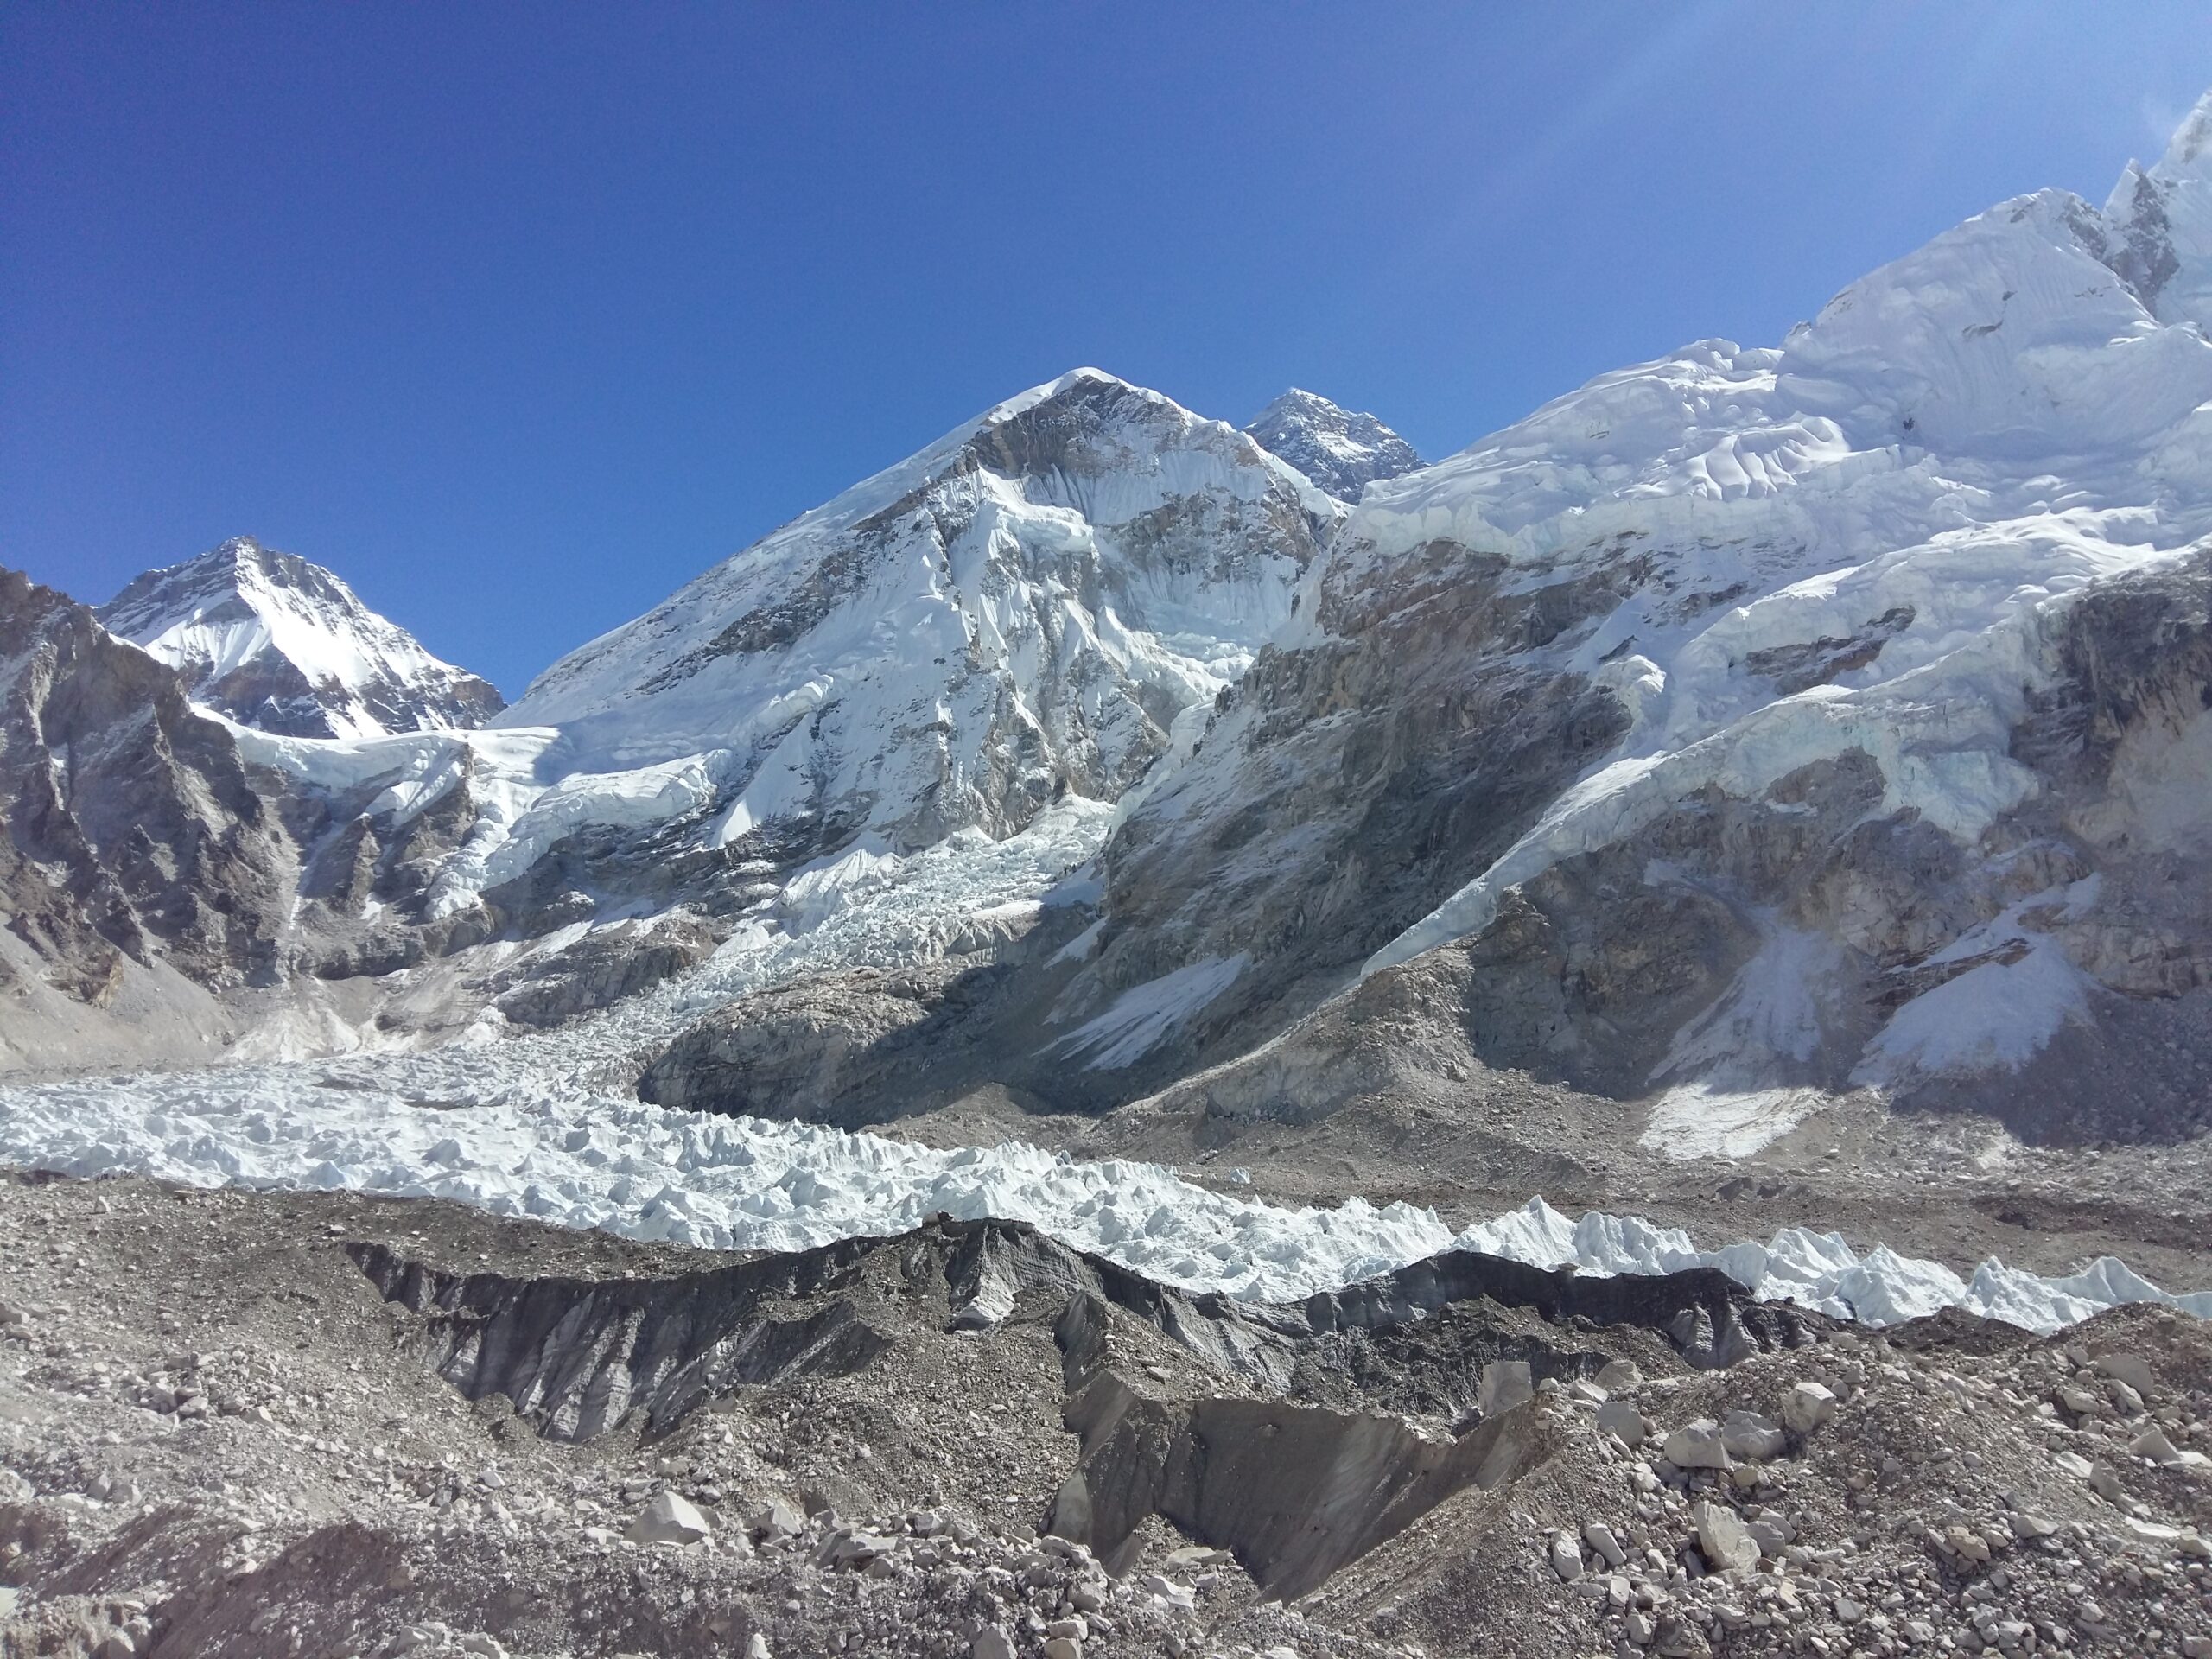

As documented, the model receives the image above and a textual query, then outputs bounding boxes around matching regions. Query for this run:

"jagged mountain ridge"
[1046,96,2212,1148]
[99,537,505,740]
[7,94,2212,1159]
[639,94,2212,1150]
[1243,388,1424,501]
[0,372,1353,1058]
[497,370,1339,861]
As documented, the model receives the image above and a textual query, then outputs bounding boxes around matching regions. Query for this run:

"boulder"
[1478,1359,1535,1417]
[1548,1529,1584,1581]
[1597,1399,1649,1447]
[1720,1409,1786,1460]
[1783,1382,1836,1434]
[1584,1521,1628,1568]
[2093,1352,2156,1396]
[1662,1420,1732,1470]
[626,1491,712,1547]
[1692,1500,1761,1574]
[749,1495,806,1539]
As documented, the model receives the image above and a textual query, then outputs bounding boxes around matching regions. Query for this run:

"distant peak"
[2158,87,2212,178]
[2101,87,2212,332]
[1243,387,1423,501]
[98,537,502,739]
[1250,387,1344,420]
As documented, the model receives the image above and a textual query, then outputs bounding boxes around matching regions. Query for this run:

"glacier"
[0,1062,2200,1335]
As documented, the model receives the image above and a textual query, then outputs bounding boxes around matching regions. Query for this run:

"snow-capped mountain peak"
[1243,387,1424,501]
[98,537,505,740]
[2103,88,2212,332]
[495,369,1338,865]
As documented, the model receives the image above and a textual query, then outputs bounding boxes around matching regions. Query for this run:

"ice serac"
[501,369,1338,863]
[99,537,505,740]
[1062,99,2212,1146]
[1243,388,1424,501]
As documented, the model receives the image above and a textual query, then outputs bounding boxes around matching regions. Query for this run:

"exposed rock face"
[1050,536,1639,1094]
[2102,89,2212,332]
[99,537,504,739]
[638,959,1025,1123]
[489,914,720,1028]
[350,1215,1825,1445]
[348,1209,1824,1597]
[1243,388,1425,501]
[0,569,296,1003]
[991,140,2212,1146]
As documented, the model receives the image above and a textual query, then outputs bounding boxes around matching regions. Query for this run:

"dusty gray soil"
[3,1172,2210,1658]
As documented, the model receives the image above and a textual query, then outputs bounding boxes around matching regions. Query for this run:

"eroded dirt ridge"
[348,1214,1827,1600]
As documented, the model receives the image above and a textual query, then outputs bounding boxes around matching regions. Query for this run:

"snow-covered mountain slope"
[493,370,1336,864]
[1042,97,2212,1146]
[16,97,2212,1173]
[99,537,505,740]
[1243,388,1423,500]
[114,372,1337,1017]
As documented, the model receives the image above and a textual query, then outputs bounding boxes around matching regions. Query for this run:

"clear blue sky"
[6,4,2211,696]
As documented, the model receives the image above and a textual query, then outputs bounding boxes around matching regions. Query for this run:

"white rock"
[1584,1521,1628,1568]
[1141,1573,1196,1610]
[2092,1352,2156,1396]
[1693,1500,1762,1574]
[626,1491,712,1547]
[1597,1399,1649,1447]
[1662,1420,1732,1470]
[972,1629,1016,1659]
[1782,1381,1836,1434]
[749,1495,805,1538]
[2130,1427,2185,1464]
[1548,1529,1584,1580]
[1720,1409,1785,1460]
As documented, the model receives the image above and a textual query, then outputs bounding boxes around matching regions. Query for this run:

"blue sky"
[6,4,2212,696]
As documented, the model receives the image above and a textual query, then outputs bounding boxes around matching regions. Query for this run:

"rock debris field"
[1,1173,2209,1658]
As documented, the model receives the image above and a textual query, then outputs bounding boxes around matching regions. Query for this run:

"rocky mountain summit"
[1243,389,1425,502]
[99,537,504,740]
[499,370,1338,861]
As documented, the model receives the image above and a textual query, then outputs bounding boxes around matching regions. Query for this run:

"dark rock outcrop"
[0,568,296,999]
